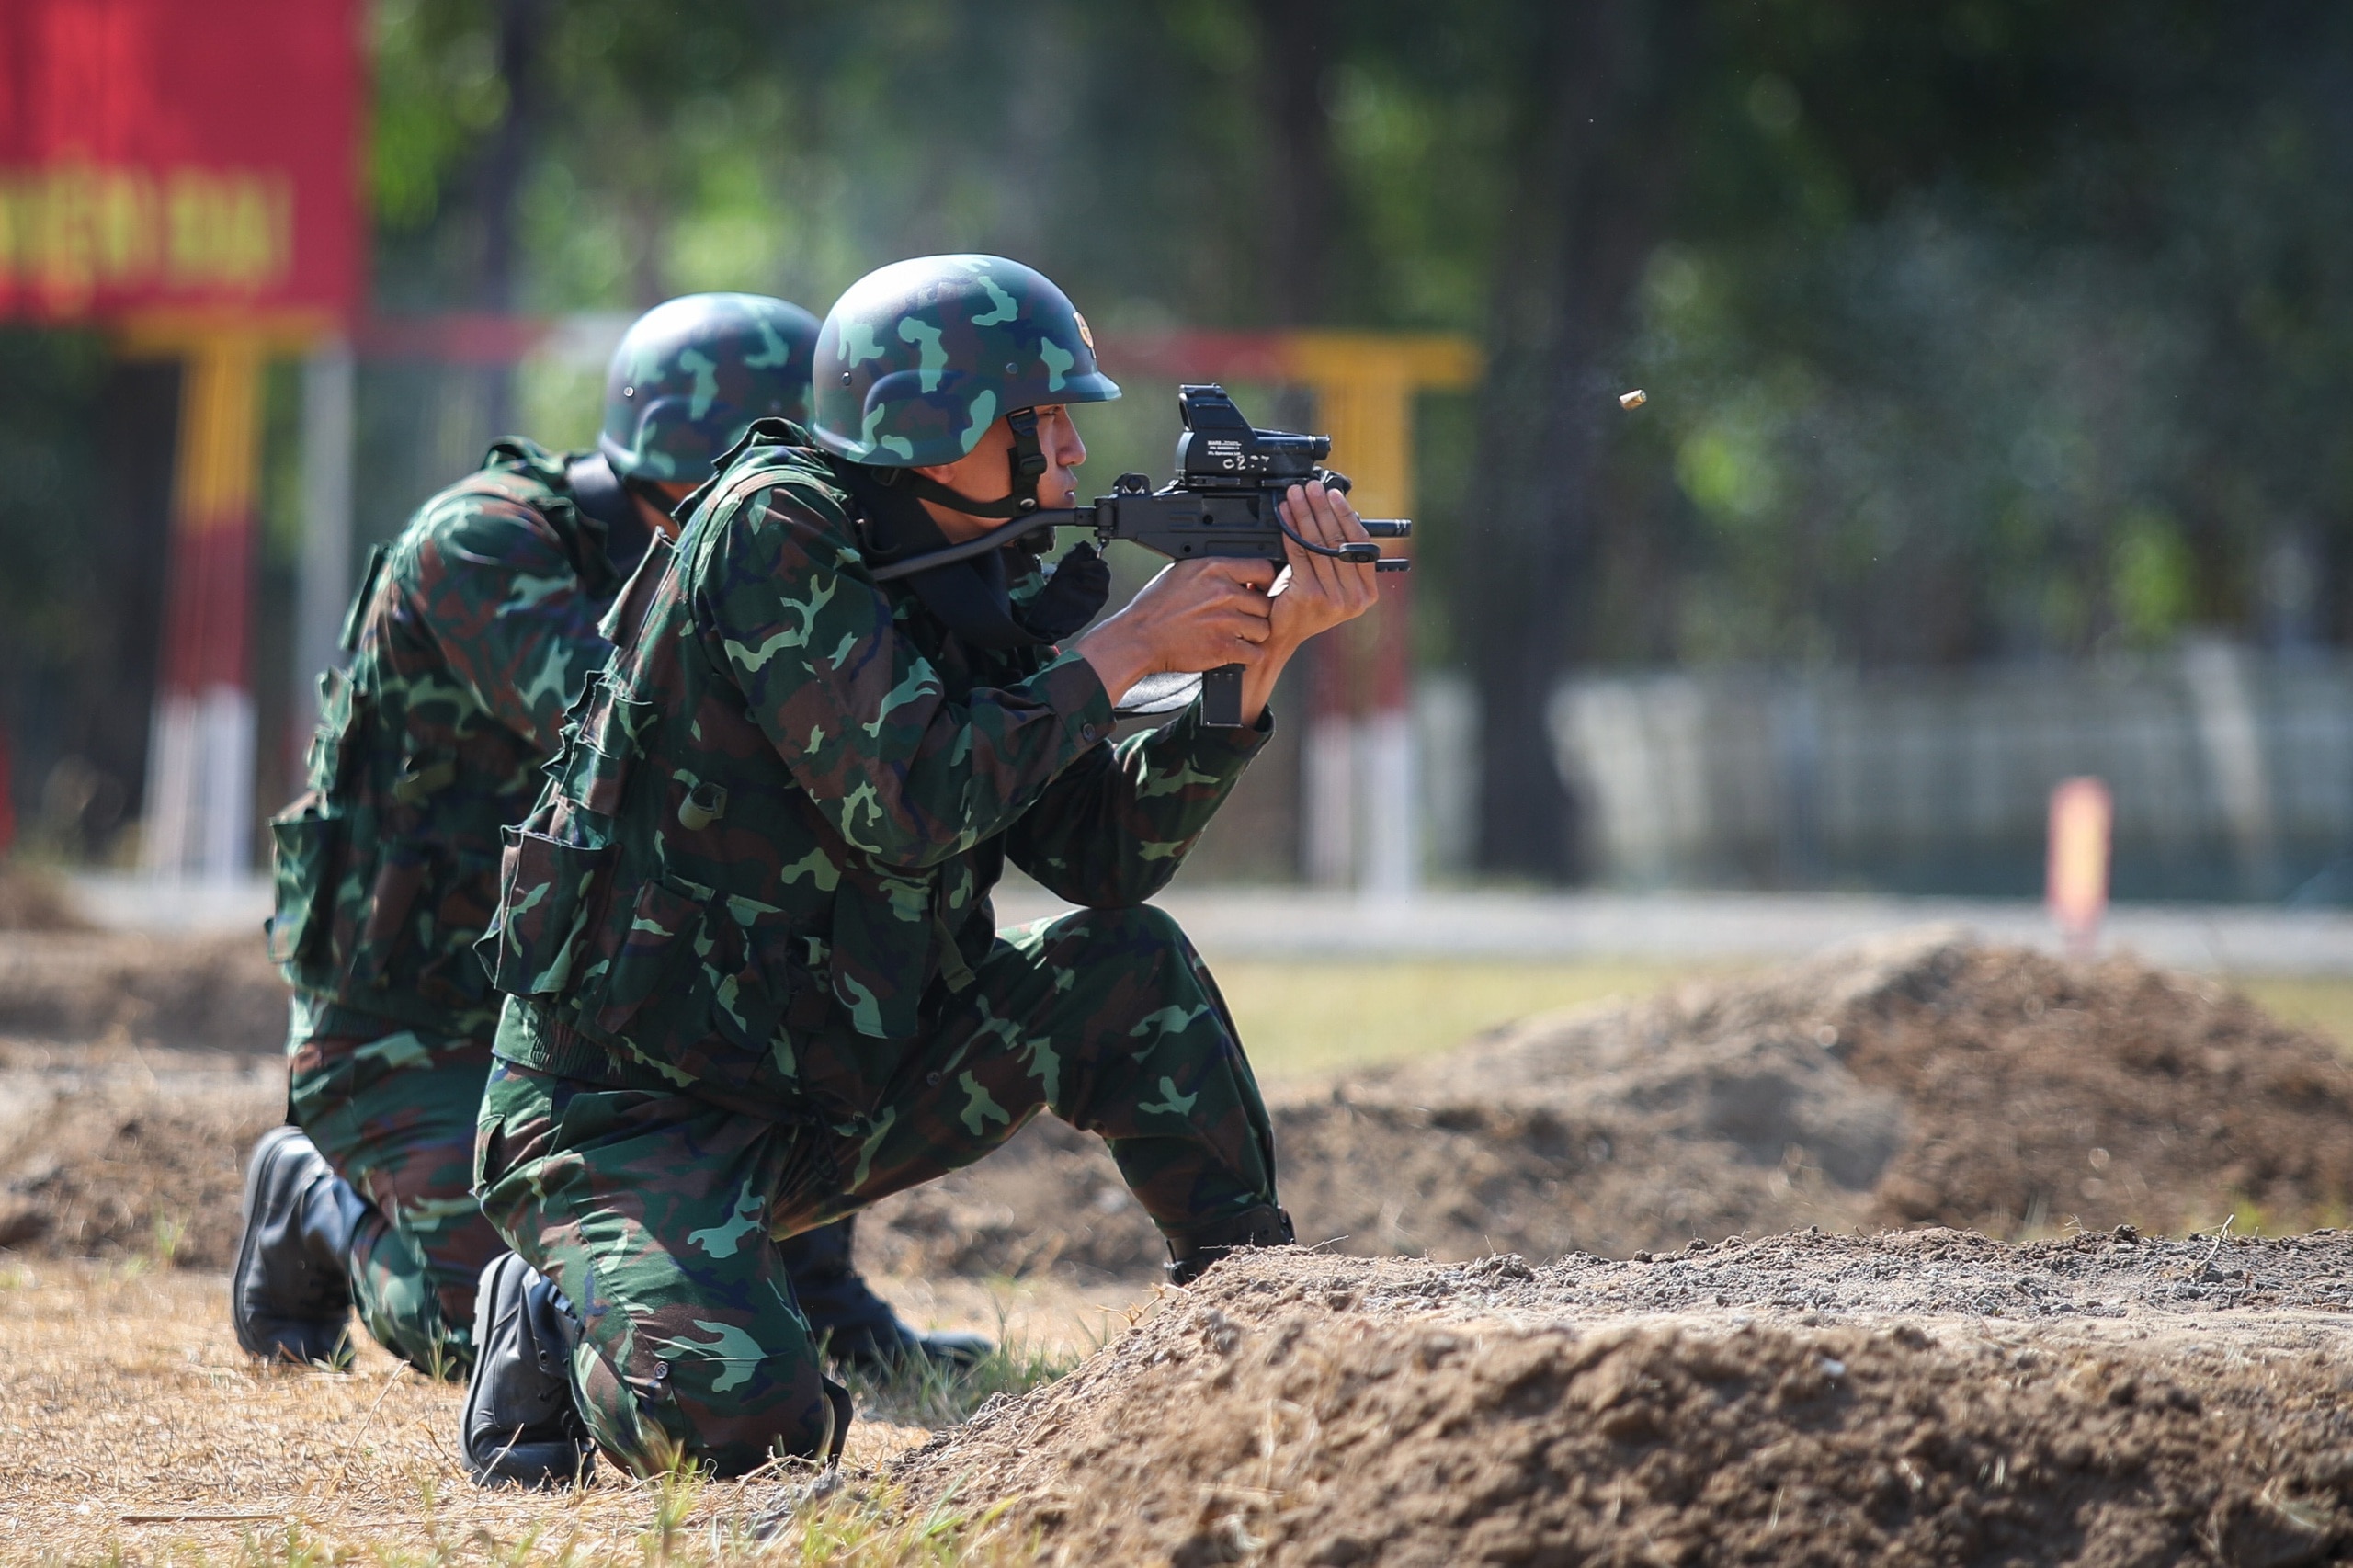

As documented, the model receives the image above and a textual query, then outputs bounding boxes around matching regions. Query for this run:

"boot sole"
[230,1125,351,1365]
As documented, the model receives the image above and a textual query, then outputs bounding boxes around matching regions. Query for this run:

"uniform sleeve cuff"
[1032,649,1117,751]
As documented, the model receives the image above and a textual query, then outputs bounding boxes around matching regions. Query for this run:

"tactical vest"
[268,441,619,1034]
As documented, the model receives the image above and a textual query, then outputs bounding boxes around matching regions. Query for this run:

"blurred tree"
[474,0,542,431]
[1454,0,1691,880]
[0,335,170,856]
[1253,0,1337,324]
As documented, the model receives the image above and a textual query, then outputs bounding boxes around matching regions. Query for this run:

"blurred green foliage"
[0,330,109,680]
[1605,4,2353,669]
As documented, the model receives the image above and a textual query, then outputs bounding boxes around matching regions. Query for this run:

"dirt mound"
[1373,929,2353,1246]
[861,931,2353,1275]
[0,1063,280,1263]
[0,866,90,931]
[0,931,289,1051]
[891,1236,2353,1567]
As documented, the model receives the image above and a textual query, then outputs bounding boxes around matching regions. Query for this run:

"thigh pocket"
[827,863,936,1040]
[349,846,428,989]
[593,874,708,1039]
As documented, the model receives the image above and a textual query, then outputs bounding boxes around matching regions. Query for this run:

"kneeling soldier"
[463,254,1381,1479]
[235,294,986,1407]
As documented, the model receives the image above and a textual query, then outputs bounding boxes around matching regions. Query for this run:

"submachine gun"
[871,383,1411,726]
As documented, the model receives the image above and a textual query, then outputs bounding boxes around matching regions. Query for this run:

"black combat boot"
[231,1125,364,1366]
[1165,1204,1295,1286]
[779,1216,994,1372]
[461,1252,597,1488]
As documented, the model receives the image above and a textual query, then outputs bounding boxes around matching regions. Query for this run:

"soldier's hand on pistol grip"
[1074,557,1276,703]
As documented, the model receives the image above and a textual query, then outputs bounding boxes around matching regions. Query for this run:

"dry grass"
[2,1259,1147,1566]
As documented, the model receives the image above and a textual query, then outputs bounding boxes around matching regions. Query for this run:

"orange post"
[2048,777,2113,958]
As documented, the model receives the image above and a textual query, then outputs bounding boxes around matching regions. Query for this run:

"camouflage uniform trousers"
[290,1019,508,1379]
[473,904,1277,1477]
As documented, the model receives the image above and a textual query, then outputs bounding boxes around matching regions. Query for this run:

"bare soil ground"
[0,930,286,1052]
[8,926,2353,1278]
[892,1234,2353,1566]
[0,867,89,932]
[0,1047,278,1258]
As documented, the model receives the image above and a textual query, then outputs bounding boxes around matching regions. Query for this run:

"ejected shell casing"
[1619,389,1647,409]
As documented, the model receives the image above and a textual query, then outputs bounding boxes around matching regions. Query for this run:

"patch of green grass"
[1208,958,1711,1081]
[149,1212,188,1267]
[837,1331,1081,1432]
[2238,976,2353,1057]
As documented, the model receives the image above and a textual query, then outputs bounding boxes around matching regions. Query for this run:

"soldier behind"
[461,255,1382,1481]
[234,293,989,1391]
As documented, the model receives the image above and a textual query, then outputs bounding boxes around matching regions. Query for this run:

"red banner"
[0,0,360,324]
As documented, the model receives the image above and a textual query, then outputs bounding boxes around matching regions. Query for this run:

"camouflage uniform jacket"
[270,439,626,1040]
[483,422,1270,1122]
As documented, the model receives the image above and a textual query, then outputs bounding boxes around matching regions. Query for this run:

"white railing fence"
[1411,642,2353,903]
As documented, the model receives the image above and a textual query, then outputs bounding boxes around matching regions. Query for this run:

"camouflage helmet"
[809,255,1120,469]
[598,292,820,483]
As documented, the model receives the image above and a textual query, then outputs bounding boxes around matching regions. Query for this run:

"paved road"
[80,870,2353,975]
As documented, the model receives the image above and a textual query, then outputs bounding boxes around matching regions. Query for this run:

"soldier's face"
[1024,405,1087,508]
[915,405,1088,540]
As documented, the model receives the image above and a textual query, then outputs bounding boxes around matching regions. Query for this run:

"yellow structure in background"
[1279,332,1481,895]
[1285,332,1482,530]
[117,312,328,879]
[171,341,264,528]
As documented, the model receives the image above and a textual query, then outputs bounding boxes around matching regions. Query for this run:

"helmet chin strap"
[893,406,1051,520]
